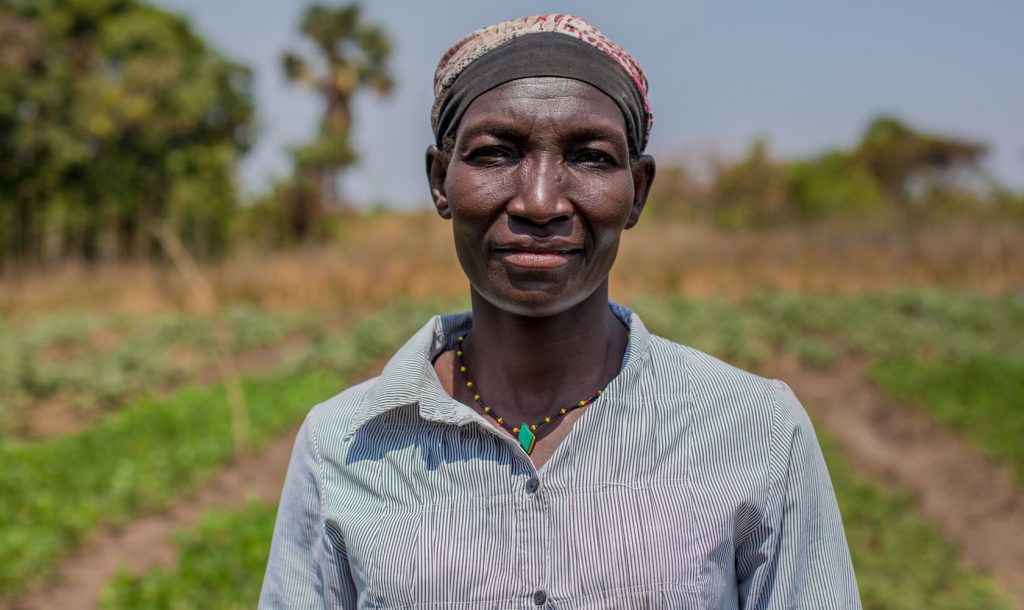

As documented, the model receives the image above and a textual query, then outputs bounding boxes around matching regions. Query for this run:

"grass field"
[636,290,1024,482]
[0,300,448,596]
[95,290,1018,609]
[3,222,1020,608]
[98,433,1011,610]
[94,358,1007,610]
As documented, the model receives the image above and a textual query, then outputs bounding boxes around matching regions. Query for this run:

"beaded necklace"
[455,334,603,455]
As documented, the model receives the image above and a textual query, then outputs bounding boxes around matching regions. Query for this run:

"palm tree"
[282,3,392,229]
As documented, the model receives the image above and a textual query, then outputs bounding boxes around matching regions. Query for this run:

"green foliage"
[100,501,279,610]
[635,293,1013,607]
[276,2,394,236]
[0,0,253,265]
[747,290,1024,481]
[855,116,987,205]
[637,290,1024,481]
[98,351,1011,610]
[821,434,1010,609]
[786,151,886,219]
[0,300,444,596]
[648,116,1008,229]
[0,307,323,439]
[0,371,334,595]
[869,355,1024,482]
[632,295,772,368]
[710,139,788,228]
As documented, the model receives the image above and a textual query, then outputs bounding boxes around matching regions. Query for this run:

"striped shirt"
[259,305,861,609]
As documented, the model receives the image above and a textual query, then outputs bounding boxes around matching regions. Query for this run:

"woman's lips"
[493,249,577,269]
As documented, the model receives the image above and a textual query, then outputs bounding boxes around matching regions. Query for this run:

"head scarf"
[431,14,652,154]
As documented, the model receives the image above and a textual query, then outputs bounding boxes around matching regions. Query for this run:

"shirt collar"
[343,302,651,440]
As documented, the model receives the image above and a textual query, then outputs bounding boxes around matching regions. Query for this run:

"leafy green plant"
[631,295,772,368]
[821,435,1009,609]
[100,501,278,610]
[0,307,327,439]
[96,429,1010,610]
[0,300,445,596]
[744,290,1024,480]
[869,355,1024,482]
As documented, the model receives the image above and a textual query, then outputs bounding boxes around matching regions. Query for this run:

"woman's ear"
[425,145,451,219]
[626,154,656,229]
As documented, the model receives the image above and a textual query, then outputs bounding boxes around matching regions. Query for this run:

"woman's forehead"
[457,78,627,142]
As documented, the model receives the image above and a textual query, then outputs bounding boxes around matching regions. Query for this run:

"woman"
[261,14,860,609]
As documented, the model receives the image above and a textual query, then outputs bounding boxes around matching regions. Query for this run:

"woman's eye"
[572,149,615,165]
[467,146,515,165]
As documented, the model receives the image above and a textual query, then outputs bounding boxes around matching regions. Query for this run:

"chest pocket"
[545,482,704,607]
[352,497,524,608]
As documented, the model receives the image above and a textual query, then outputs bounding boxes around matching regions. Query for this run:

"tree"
[710,139,789,228]
[854,116,987,206]
[0,0,253,267]
[281,3,392,237]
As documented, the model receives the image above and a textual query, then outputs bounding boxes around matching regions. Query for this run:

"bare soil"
[5,357,383,610]
[6,354,1023,609]
[771,354,1024,609]
[21,331,313,441]
[4,428,298,610]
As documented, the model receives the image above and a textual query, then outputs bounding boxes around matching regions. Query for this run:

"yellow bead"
[597,389,603,394]
[545,417,551,423]
[561,408,567,414]
[531,425,537,431]
[459,366,466,372]
[457,350,462,356]
[513,427,519,433]
[474,394,480,400]
[483,406,490,412]
[466,381,473,388]
[578,400,585,406]
[458,336,464,342]
[496,418,503,424]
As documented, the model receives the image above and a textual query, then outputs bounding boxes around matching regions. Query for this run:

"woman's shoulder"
[302,376,383,441]
[645,333,805,429]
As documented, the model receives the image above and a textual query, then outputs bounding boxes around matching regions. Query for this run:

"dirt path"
[771,355,1024,608]
[6,353,383,610]
[5,428,297,610]
[9,354,1023,609]
[22,331,314,441]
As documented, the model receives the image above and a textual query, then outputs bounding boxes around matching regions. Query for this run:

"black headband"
[434,32,649,155]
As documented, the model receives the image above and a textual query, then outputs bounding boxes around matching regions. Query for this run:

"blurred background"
[1,1,1022,608]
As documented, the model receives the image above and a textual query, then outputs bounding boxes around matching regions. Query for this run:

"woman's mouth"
[492,249,578,269]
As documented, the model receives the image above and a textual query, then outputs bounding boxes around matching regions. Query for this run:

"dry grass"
[1,212,1021,317]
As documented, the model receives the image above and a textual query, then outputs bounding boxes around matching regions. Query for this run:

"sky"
[153,0,1024,209]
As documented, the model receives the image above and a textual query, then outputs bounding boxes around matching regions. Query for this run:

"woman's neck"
[459,283,627,423]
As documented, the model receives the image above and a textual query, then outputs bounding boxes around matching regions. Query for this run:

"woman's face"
[427,77,655,317]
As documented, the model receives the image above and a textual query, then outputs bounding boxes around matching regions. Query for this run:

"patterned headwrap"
[432,14,652,154]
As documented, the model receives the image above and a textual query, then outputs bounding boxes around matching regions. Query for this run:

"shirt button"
[533,590,547,605]
[525,477,540,494]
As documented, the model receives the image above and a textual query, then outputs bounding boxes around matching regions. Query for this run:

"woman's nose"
[506,157,573,225]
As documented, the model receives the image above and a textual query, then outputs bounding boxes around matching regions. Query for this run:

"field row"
[0,300,448,596]
[98,433,1009,610]
[634,290,1024,482]
[0,306,330,440]
[4,290,1020,606]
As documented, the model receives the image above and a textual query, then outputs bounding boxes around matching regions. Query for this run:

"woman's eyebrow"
[563,126,625,144]
[458,123,524,143]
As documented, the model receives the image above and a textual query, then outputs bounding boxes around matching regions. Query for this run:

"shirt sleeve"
[736,380,862,609]
[259,415,359,609]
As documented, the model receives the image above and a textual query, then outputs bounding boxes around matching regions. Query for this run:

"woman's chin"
[472,281,603,318]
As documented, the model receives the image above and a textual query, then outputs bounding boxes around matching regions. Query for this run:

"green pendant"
[517,423,536,454]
